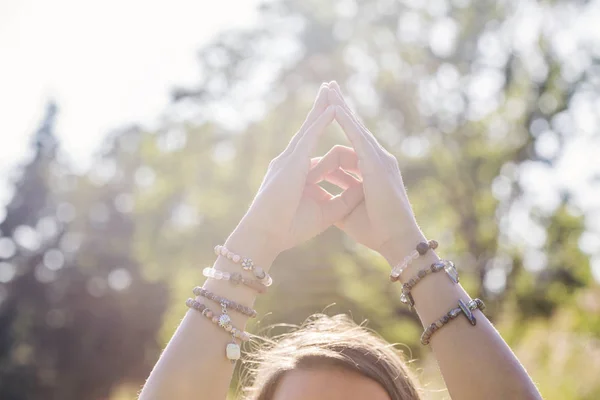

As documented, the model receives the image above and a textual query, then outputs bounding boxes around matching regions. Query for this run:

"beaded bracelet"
[390,240,438,282]
[186,298,249,362]
[193,287,257,318]
[420,298,485,345]
[400,260,459,311]
[203,267,268,294]
[214,245,273,287]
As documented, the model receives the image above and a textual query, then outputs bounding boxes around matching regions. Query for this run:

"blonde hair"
[242,314,422,400]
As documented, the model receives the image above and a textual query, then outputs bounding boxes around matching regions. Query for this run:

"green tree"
[0,105,168,400]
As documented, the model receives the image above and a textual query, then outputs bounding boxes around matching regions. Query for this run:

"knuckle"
[384,153,399,170]
[268,156,282,170]
[385,151,398,164]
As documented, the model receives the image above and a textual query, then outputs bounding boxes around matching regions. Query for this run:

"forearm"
[139,85,337,399]
[385,234,541,400]
[139,227,276,400]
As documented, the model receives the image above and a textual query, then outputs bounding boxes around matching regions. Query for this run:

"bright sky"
[0,0,260,203]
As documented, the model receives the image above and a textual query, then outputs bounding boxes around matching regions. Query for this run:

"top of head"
[242,314,422,400]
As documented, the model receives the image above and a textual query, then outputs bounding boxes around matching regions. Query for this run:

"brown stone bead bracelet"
[400,260,460,311]
[193,287,257,318]
[185,298,250,342]
[186,298,249,362]
[420,298,485,345]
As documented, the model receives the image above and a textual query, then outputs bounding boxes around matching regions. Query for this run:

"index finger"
[328,81,368,132]
[281,84,330,157]
[328,85,384,153]
[334,106,379,164]
[292,105,336,159]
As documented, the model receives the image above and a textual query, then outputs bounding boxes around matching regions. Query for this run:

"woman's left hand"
[227,84,364,263]
[306,82,426,267]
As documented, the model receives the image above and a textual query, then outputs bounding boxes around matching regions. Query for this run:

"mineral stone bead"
[416,241,430,255]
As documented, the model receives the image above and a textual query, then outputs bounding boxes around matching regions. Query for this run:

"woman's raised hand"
[307,82,426,266]
[231,84,364,260]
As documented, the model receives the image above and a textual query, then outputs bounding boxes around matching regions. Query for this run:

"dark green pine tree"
[0,101,62,399]
[0,102,169,399]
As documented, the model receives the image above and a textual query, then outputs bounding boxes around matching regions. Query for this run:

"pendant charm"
[458,299,477,325]
[241,258,253,271]
[218,314,231,328]
[219,302,232,328]
[226,342,241,362]
[443,260,459,284]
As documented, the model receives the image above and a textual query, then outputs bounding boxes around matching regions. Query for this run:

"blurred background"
[1,0,600,398]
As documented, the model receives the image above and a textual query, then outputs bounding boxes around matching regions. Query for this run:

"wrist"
[378,225,428,267]
[223,224,280,271]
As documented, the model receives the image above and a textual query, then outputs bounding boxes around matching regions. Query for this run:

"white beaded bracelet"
[389,240,439,282]
[214,245,273,287]
[389,251,420,281]
[203,267,267,294]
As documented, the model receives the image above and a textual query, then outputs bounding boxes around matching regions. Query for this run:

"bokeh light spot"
[114,193,135,213]
[13,225,41,251]
[43,249,65,271]
[0,237,17,259]
[108,268,132,291]
[0,262,16,283]
[484,268,507,294]
[135,166,156,188]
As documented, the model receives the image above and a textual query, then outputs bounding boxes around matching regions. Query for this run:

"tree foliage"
[0,0,599,399]
[0,105,168,400]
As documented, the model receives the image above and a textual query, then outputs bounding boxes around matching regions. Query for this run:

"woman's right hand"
[226,84,364,266]
[307,82,426,266]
